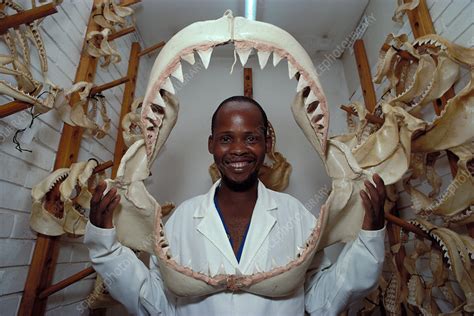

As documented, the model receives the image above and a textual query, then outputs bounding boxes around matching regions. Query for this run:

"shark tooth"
[216,263,226,275]
[305,90,319,106]
[236,47,252,66]
[197,47,213,69]
[257,50,271,69]
[152,92,166,108]
[171,62,184,83]
[172,255,180,264]
[161,77,175,94]
[235,267,243,276]
[288,61,298,79]
[271,257,278,269]
[253,263,262,273]
[181,52,195,65]
[296,76,309,92]
[273,51,283,66]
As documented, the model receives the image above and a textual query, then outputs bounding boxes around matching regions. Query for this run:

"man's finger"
[99,187,117,211]
[372,174,386,198]
[364,180,379,207]
[91,181,107,205]
[360,190,373,214]
[106,195,121,214]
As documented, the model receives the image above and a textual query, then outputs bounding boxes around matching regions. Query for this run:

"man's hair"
[211,96,268,136]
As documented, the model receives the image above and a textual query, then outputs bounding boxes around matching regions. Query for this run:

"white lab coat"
[84,180,385,316]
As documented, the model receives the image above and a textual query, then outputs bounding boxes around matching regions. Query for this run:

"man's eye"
[220,136,231,143]
[246,135,257,143]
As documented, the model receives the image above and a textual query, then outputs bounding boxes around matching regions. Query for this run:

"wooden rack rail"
[19,1,103,314]
[138,41,166,57]
[89,76,130,96]
[0,2,58,34]
[340,105,384,125]
[109,26,136,41]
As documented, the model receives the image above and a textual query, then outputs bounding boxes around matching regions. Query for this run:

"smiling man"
[85,95,386,316]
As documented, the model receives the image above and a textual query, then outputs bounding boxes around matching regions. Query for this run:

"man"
[85,96,386,315]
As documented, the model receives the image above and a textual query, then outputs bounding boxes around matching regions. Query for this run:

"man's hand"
[90,181,120,229]
[360,174,386,230]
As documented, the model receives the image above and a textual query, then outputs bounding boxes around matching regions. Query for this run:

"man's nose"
[229,139,248,154]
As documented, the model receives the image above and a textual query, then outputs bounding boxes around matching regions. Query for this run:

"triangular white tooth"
[181,52,195,65]
[273,51,283,66]
[288,61,298,79]
[271,257,277,268]
[161,77,175,94]
[305,90,318,106]
[171,63,184,83]
[296,76,309,92]
[152,92,166,108]
[186,259,192,268]
[236,47,252,66]
[257,50,271,69]
[207,265,212,276]
[216,263,226,275]
[197,47,213,69]
[235,268,242,276]
[253,263,262,273]
[171,255,180,264]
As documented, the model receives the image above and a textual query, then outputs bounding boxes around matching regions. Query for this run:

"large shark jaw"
[140,10,330,298]
[109,10,379,298]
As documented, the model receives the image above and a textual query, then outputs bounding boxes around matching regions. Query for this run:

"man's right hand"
[89,181,121,229]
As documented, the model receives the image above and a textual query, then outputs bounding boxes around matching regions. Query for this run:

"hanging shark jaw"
[141,10,329,167]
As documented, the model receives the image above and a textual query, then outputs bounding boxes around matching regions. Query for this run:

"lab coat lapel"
[239,181,277,273]
[195,180,239,268]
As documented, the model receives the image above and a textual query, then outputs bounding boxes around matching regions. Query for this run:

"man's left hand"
[360,174,386,230]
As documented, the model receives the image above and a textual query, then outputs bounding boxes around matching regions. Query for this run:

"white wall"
[0,0,152,315]
[146,49,351,218]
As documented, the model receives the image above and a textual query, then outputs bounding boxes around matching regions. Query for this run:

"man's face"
[208,101,271,190]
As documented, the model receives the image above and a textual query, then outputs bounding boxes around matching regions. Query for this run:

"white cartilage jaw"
[108,9,394,300]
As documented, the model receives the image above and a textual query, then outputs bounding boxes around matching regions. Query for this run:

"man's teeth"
[229,161,250,168]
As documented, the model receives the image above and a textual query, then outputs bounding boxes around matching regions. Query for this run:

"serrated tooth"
[186,259,192,268]
[216,263,226,275]
[171,63,184,83]
[207,265,212,276]
[273,51,283,66]
[296,76,309,92]
[235,268,242,276]
[305,90,319,106]
[236,47,252,66]
[253,263,262,273]
[197,47,213,69]
[271,257,277,268]
[161,77,175,94]
[172,255,180,264]
[181,52,195,65]
[257,50,271,69]
[288,61,298,79]
[152,92,165,108]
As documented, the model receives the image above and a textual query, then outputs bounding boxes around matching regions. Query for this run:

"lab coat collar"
[195,179,277,272]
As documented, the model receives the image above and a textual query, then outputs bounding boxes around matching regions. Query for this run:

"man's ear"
[208,135,214,154]
[265,135,272,154]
